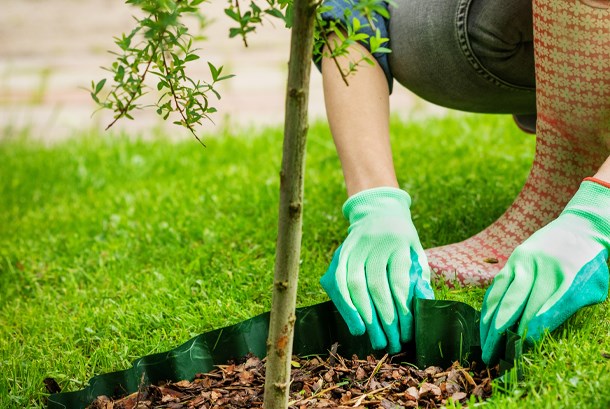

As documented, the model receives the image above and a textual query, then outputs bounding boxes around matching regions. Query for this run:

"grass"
[1,114,609,408]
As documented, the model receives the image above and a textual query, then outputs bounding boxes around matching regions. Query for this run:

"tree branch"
[316,18,350,87]
[160,49,206,147]
[105,41,158,131]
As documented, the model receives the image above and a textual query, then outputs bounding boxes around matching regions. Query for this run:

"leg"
[426,131,608,286]
[425,0,610,286]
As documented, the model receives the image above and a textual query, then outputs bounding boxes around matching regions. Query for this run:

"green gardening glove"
[481,179,610,365]
[320,187,435,354]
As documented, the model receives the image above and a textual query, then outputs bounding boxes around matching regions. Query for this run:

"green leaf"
[95,79,107,95]
[217,74,235,82]
[332,26,346,42]
[362,57,375,66]
[115,34,132,51]
[376,7,390,19]
[115,65,125,82]
[224,8,240,21]
[284,3,293,28]
[184,54,200,62]
[265,8,284,20]
[208,62,219,81]
[229,27,242,38]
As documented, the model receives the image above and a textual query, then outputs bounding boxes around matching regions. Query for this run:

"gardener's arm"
[321,36,397,196]
[319,34,434,354]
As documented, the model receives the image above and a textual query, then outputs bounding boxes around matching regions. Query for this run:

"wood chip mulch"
[88,346,498,409]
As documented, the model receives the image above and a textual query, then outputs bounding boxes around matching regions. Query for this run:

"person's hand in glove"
[320,187,435,354]
[480,178,610,365]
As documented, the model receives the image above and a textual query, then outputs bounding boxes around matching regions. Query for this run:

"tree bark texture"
[262,0,317,407]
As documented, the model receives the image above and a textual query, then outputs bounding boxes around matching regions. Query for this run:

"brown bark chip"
[88,352,499,408]
[418,382,442,399]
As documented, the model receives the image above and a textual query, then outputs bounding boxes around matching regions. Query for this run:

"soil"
[86,346,498,409]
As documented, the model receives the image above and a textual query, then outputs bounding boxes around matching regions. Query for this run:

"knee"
[467,0,535,88]
[387,0,536,113]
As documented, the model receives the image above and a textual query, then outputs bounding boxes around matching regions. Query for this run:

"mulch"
[88,345,498,409]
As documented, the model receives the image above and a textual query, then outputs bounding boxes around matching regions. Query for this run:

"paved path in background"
[1,0,446,142]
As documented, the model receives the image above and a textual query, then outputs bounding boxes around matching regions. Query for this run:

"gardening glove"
[320,187,435,354]
[480,179,610,365]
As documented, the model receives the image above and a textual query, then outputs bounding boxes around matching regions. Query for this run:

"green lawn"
[1,114,609,408]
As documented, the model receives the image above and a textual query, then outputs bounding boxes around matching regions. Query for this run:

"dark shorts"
[319,0,537,130]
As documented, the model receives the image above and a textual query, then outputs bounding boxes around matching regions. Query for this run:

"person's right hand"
[320,187,435,353]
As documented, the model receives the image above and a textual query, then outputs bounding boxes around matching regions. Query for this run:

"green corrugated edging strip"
[47,299,521,409]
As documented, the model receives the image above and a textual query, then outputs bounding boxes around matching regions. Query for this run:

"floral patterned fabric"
[426,0,610,287]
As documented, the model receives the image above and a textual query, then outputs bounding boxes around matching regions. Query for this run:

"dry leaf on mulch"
[88,346,498,409]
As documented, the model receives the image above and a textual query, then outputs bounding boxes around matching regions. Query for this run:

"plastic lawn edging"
[47,299,521,409]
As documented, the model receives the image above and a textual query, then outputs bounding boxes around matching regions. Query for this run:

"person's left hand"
[480,179,610,365]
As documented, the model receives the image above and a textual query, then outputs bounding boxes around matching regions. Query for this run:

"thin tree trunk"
[262,0,317,407]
